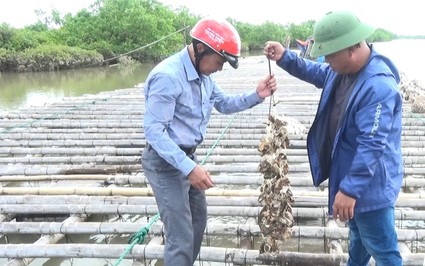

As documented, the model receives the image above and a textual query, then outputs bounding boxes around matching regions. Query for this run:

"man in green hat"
[264,11,403,265]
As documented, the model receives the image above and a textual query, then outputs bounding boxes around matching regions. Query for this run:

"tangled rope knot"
[128,227,149,244]
[113,213,161,266]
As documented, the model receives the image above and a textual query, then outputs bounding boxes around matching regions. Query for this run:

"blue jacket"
[276,46,403,214]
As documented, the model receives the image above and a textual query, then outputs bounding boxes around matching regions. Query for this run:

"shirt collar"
[181,46,200,82]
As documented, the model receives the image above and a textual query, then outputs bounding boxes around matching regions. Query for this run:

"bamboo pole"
[0,194,313,207]
[0,128,144,136]
[2,148,425,166]
[0,214,14,223]
[2,116,424,129]
[5,215,86,266]
[2,163,425,176]
[138,236,163,266]
[1,193,424,209]
[0,155,141,165]
[1,118,422,136]
[325,219,344,256]
[1,159,425,177]
[0,221,423,242]
[2,162,425,176]
[238,217,258,250]
[0,214,15,242]
[2,204,425,223]
[0,134,418,147]
[0,244,424,265]
[0,165,128,175]
[0,136,422,158]
[1,107,421,123]
[2,174,425,190]
[0,147,306,157]
[0,132,421,143]
[0,174,128,182]
[2,186,425,199]
[0,147,133,155]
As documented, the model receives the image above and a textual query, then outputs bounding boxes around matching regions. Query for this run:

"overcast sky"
[0,0,423,36]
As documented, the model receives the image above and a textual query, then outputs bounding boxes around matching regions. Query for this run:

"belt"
[179,146,197,155]
[145,143,196,155]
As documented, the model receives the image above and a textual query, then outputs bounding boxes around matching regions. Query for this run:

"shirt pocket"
[203,99,215,121]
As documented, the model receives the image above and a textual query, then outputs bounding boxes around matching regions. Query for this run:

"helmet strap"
[192,40,205,75]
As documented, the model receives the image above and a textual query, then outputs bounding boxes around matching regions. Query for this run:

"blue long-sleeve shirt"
[143,47,263,176]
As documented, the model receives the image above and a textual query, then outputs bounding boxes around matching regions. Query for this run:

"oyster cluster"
[258,115,294,253]
[399,72,425,113]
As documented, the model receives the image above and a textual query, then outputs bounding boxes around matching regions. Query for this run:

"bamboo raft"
[1,56,425,265]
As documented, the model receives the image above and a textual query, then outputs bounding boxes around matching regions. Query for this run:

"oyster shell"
[258,114,295,253]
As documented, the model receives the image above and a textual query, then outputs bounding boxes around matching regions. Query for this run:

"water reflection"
[0,62,156,111]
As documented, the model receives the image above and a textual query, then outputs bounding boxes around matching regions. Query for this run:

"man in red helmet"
[142,18,276,265]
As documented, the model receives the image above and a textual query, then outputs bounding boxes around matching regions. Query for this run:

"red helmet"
[190,18,241,69]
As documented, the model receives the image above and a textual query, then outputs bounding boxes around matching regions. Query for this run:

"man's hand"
[188,165,214,190]
[333,191,356,222]
[256,73,277,99]
[264,41,285,62]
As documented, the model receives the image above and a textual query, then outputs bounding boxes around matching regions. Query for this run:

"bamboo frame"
[1,56,424,265]
[0,221,424,242]
[1,193,425,209]
[4,215,86,266]
[1,186,424,199]
[0,244,424,265]
[2,203,425,222]
[2,174,425,189]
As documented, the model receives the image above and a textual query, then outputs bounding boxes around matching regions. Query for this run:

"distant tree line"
[0,0,411,72]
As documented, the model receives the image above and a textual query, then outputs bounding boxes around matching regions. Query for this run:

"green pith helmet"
[310,11,375,58]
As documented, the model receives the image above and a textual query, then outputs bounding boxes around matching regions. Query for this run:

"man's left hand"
[333,191,356,222]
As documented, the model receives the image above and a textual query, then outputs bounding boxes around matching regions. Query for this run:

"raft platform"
[1,56,425,265]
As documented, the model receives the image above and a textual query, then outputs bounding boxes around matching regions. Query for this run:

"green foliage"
[0,23,15,50]
[14,44,103,72]
[170,6,200,46]
[9,28,58,51]
[83,40,115,60]
[286,20,315,47]
[0,0,405,72]
[0,48,12,71]
[99,0,181,61]
[57,0,184,62]
[24,22,49,32]
[397,35,425,39]
[57,9,101,47]
[236,21,288,50]
[368,28,397,42]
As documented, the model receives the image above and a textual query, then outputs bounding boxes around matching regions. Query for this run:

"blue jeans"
[347,207,402,266]
[142,147,207,266]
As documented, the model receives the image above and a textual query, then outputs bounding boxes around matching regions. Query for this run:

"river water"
[0,39,424,112]
[0,62,156,111]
